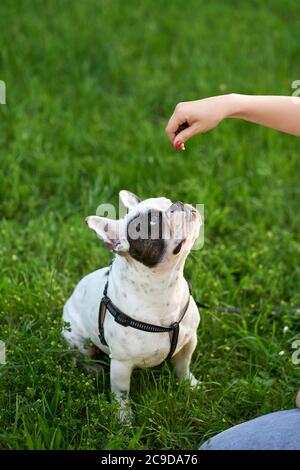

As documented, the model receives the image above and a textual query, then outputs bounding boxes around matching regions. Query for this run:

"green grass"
[1,0,300,450]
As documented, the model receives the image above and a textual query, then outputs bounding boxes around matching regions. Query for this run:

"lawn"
[0,0,300,450]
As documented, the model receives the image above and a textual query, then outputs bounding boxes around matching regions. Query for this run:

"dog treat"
[174,122,189,151]
[174,140,185,151]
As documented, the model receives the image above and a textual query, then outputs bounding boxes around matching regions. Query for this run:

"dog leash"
[194,301,241,314]
[186,280,241,314]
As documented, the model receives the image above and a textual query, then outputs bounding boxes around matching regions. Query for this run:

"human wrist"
[223,93,245,119]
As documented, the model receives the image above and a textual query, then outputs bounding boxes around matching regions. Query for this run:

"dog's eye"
[173,240,184,255]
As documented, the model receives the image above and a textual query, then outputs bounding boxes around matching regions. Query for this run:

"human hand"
[165,94,234,150]
[166,94,300,149]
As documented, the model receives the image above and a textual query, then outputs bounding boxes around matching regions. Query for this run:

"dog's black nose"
[169,201,185,212]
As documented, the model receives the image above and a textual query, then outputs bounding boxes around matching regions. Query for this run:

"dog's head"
[86,190,202,271]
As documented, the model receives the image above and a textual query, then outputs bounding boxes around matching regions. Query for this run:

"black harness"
[98,267,192,361]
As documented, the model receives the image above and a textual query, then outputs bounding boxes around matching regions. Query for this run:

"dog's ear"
[85,216,129,253]
[119,190,141,212]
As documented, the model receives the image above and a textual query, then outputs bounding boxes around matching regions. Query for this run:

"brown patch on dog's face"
[126,210,165,268]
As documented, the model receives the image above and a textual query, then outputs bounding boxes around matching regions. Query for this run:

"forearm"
[227,94,300,137]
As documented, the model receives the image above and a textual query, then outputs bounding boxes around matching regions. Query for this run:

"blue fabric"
[200,409,300,450]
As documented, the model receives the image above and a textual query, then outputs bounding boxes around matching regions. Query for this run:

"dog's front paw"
[179,373,199,389]
[188,373,199,389]
[119,405,133,424]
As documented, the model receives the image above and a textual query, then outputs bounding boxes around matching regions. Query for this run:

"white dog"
[62,190,202,420]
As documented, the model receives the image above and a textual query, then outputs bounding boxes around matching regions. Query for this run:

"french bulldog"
[62,190,202,421]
